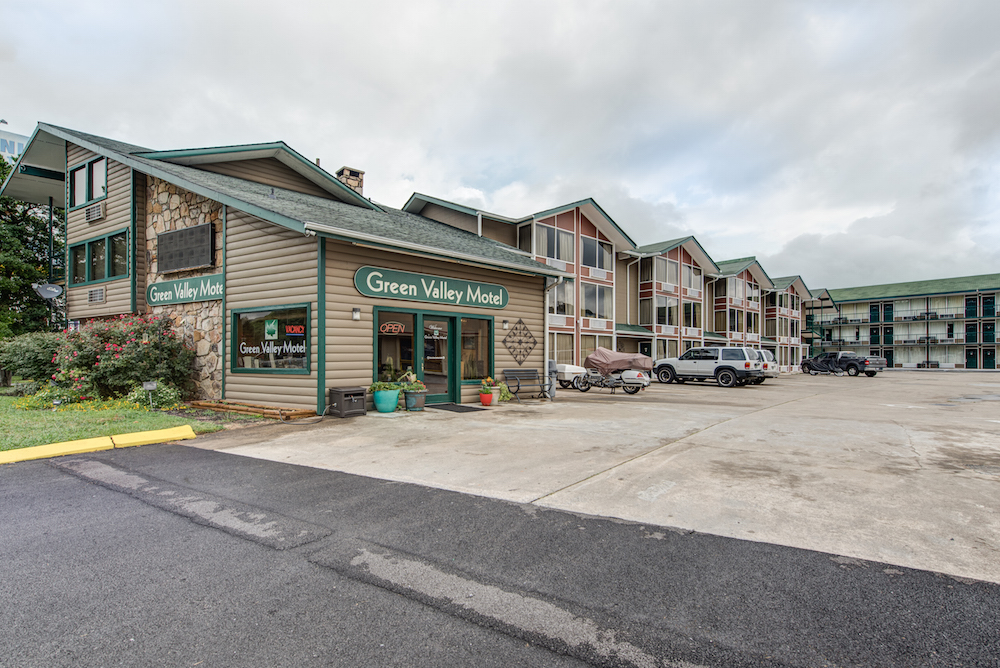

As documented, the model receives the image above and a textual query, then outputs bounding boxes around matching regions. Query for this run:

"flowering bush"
[51,315,195,399]
[480,376,497,393]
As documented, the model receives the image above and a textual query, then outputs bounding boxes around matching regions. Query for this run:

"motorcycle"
[575,348,652,395]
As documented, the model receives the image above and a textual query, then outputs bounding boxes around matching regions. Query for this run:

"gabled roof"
[770,275,812,299]
[530,198,636,249]
[1,124,570,280]
[136,141,377,210]
[402,192,527,223]
[714,256,775,290]
[627,236,720,274]
[826,273,1000,303]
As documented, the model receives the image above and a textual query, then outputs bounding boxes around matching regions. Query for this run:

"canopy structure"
[583,347,652,374]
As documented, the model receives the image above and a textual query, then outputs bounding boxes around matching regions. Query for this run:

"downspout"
[543,276,564,372]
[477,212,482,237]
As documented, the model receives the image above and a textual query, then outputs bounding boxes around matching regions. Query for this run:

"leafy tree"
[0,157,65,337]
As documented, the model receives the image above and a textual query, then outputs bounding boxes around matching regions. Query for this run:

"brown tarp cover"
[583,347,653,374]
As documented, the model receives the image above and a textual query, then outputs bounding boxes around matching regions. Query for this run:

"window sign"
[355,266,508,309]
[232,304,309,374]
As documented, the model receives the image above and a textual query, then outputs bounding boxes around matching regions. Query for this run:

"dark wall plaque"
[158,223,215,273]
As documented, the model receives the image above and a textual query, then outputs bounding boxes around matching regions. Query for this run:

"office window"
[536,223,574,262]
[581,237,612,269]
[233,305,309,373]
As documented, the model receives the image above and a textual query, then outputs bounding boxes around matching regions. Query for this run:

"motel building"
[1,123,573,413]
[805,274,1000,369]
[764,276,811,372]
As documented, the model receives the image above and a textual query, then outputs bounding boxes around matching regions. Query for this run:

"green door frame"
[373,306,494,405]
[983,348,996,370]
[966,348,978,369]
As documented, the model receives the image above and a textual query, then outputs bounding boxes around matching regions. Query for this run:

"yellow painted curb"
[0,437,114,464]
[111,425,197,448]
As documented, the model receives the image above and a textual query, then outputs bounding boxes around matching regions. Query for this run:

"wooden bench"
[502,368,552,402]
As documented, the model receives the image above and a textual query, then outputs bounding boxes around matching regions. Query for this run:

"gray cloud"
[4,0,998,289]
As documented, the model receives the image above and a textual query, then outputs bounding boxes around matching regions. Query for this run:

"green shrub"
[0,332,61,382]
[498,381,513,402]
[123,382,183,410]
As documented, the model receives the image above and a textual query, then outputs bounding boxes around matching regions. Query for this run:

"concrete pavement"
[191,371,1000,584]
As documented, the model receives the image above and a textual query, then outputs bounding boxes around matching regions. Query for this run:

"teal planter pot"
[373,389,401,413]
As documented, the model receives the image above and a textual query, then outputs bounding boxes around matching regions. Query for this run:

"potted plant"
[480,376,497,406]
[402,379,427,411]
[369,381,401,413]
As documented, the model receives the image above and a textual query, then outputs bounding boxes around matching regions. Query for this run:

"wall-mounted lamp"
[352,307,361,321]
[502,320,509,330]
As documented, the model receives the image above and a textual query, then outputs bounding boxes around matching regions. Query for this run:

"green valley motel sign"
[146,274,224,306]
[354,266,509,309]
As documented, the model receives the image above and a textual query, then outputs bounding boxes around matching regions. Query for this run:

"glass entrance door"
[422,317,453,403]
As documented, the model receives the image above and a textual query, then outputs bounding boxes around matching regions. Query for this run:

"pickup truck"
[801,351,887,377]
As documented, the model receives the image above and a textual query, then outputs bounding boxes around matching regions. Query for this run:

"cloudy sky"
[3,0,998,289]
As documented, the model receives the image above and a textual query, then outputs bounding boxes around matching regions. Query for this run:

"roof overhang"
[136,142,379,211]
[620,236,720,274]
[402,192,529,225]
[0,127,67,207]
[303,220,574,280]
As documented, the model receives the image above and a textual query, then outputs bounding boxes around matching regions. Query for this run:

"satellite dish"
[31,283,63,299]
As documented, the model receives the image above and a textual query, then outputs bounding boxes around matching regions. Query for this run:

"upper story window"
[535,223,574,263]
[69,158,107,208]
[581,283,612,320]
[639,257,652,282]
[656,257,679,285]
[748,282,760,303]
[657,295,677,326]
[581,237,612,270]
[683,265,703,291]
[547,281,574,315]
[517,224,531,253]
[70,230,128,285]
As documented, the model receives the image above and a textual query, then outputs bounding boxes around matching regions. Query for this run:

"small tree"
[0,158,65,336]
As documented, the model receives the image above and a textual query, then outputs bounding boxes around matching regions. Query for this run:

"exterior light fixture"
[502,320,509,329]
[352,308,361,321]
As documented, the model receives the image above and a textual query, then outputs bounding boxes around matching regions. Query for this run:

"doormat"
[426,403,487,413]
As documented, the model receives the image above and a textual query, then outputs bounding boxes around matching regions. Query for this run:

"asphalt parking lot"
[194,371,1000,584]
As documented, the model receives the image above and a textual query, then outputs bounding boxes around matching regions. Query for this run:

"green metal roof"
[615,323,653,335]
[714,256,774,289]
[531,198,637,248]
[827,274,1000,303]
[629,236,720,274]
[31,124,565,279]
[704,331,728,341]
[760,337,779,345]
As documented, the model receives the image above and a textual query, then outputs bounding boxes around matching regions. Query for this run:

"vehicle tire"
[846,365,859,377]
[577,376,591,392]
[716,369,737,388]
[558,380,572,389]
[623,384,641,394]
[754,378,765,385]
[865,370,877,377]
[657,367,676,384]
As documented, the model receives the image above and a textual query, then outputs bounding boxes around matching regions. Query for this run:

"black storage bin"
[328,386,367,418]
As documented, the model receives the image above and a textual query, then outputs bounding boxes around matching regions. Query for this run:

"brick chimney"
[335,166,364,195]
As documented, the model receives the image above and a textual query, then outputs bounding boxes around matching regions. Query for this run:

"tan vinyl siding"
[66,279,131,318]
[225,209,318,411]
[133,172,147,311]
[66,144,135,319]
[198,158,335,200]
[417,203,478,234]
[482,219,517,246]
[323,239,546,405]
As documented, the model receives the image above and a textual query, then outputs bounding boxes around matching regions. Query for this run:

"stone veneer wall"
[145,178,225,400]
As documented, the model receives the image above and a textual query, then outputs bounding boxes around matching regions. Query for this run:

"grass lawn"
[0,396,242,451]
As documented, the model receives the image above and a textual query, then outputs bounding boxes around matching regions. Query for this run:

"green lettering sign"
[146,273,224,306]
[354,266,508,309]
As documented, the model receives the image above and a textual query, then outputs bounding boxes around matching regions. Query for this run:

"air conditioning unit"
[84,202,105,223]
[87,287,106,304]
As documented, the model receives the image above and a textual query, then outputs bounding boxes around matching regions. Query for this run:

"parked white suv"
[758,349,780,380]
[653,346,763,387]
